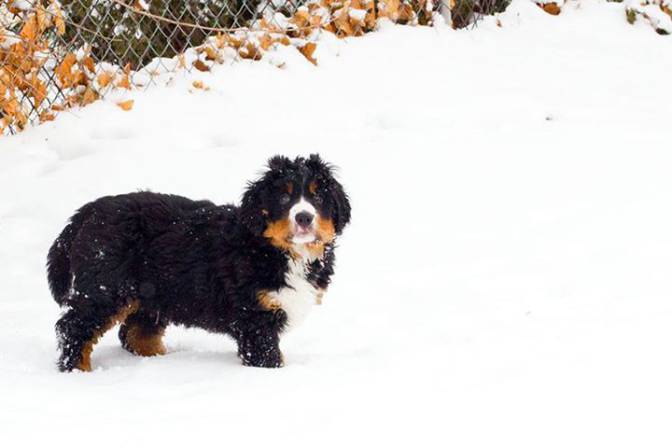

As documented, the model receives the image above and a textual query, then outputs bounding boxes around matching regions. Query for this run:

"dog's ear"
[240,179,267,236]
[305,153,326,171]
[329,179,351,234]
[307,154,351,234]
[268,155,292,173]
[240,156,291,235]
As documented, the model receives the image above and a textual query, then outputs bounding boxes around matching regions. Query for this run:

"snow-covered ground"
[1,1,671,446]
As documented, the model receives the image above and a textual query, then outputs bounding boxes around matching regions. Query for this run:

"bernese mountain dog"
[46,154,351,371]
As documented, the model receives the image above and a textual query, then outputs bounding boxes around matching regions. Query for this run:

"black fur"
[47,154,350,371]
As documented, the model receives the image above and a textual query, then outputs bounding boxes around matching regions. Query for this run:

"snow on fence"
[0,0,512,134]
[1,0,669,135]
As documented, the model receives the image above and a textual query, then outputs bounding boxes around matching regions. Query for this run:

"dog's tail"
[47,206,89,306]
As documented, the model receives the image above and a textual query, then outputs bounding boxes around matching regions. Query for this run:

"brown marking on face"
[257,290,281,311]
[286,182,294,194]
[263,218,293,250]
[308,181,318,195]
[300,216,336,259]
[123,324,166,357]
[264,216,335,260]
[316,216,336,243]
[77,300,140,372]
[263,218,308,260]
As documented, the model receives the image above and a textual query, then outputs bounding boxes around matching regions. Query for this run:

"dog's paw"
[239,350,284,368]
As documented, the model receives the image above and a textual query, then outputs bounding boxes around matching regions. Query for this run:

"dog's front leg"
[236,323,284,368]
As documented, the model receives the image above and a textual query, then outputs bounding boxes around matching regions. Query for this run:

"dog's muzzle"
[289,199,317,244]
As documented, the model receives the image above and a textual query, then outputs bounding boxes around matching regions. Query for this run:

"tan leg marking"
[76,300,140,372]
[123,324,166,357]
[258,290,282,311]
[304,216,336,259]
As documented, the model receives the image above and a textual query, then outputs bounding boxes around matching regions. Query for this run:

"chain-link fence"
[1,0,509,135]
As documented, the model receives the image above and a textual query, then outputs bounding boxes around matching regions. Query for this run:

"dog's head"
[240,154,351,256]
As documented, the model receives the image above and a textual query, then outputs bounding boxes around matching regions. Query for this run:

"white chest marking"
[270,257,318,332]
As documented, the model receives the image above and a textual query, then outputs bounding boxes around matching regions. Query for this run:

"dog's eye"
[313,194,323,204]
[279,194,291,205]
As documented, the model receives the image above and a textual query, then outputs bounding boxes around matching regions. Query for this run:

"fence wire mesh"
[1,0,508,135]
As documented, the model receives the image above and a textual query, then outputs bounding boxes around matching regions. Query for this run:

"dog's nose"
[295,211,314,228]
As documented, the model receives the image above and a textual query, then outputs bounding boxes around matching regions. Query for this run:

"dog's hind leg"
[118,308,167,357]
[55,299,139,372]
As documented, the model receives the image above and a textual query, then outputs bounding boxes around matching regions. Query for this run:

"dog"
[47,154,351,371]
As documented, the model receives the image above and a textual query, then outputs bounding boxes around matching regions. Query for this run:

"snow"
[1,1,672,446]
[641,3,672,33]
[0,30,20,49]
[349,8,368,22]
[8,0,32,11]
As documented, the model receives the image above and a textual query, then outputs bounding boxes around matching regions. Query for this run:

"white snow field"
[1,1,671,446]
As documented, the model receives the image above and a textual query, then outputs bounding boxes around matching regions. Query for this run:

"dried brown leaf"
[82,56,95,73]
[53,2,66,35]
[541,2,561,15]
[378,0,400,21]
[20,15,38,41]
[97,72,113,88]
[56,53,76,87]
[29,76,46,107]
[36,6,49,32]
[259,33,273,51]
[299,42,318,65]
[117,74,131,89]
[116,99,134,111]
[193,59,211,72]
[82,88,98,105]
